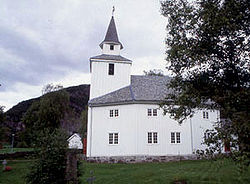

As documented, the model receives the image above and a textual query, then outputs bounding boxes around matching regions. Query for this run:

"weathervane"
[112,6,115,16]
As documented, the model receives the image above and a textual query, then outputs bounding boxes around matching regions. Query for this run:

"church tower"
[89,15,132,99]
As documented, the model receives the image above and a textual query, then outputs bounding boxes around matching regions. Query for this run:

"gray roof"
[89,75,172,106]
[90,54,131,62]
[99,16,123,49]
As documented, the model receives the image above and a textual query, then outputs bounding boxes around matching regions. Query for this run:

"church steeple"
[99,15,123,50]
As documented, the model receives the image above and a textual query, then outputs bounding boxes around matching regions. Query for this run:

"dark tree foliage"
[144,69,164,76]
[0,106,5,142]
[24,89,71,183]
[26,129,68,184]
[22,90,70,145]
[160,0,249,154]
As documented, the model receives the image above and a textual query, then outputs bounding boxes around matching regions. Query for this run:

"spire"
[99,13,123,49]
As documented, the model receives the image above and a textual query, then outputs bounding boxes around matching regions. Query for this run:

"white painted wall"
[102,43,121,55]
[90,61,131,99]
[87,104,219,157]
[68,133,83,149]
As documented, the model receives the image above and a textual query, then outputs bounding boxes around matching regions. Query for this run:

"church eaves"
[99,16,123,49]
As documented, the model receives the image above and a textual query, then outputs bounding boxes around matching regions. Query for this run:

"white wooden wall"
[87,104,219,157]
[90,61,131,99]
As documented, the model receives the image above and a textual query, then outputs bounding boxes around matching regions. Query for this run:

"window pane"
[110,110,113,117]
[206,112,209,119]
[153,109,157,116]
[115,109,119,117]
[114,133,118,144]
[147,109,152,116]
[148,132,152,143]
[108,63,114,75]
[110,45,114,50]
[171,132,175,143]
[109,133,113,144]
[176,132,180,143]
[153,132,158,143]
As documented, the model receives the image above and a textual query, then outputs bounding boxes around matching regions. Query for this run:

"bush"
[16,141,28,148]
[26,129,67,184]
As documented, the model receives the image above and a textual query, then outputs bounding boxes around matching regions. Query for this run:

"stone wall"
[87,155,198,163]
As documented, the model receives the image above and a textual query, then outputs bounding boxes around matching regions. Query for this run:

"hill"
[4,84,90,141]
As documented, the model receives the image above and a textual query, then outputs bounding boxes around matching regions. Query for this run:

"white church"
[86,15,219,162]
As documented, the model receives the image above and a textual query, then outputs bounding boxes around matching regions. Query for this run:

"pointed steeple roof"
[99,16,123,49]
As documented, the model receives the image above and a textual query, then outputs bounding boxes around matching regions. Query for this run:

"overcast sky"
[0,0,167,111]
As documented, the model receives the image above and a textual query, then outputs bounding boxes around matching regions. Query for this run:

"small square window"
[171,132,181,144]
[153,109,157,116]
[108,63,114,75]
[115,109,119,117]
[109,133,118,145]
[148,132,158,144]
[147,109,152,116]
[110,110,114,117]
[110,45,114,50]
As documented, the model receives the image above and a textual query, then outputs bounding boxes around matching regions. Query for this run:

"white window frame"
[147,108,158,117]
[148,132,158,144]
[109,133,119,145]
[109,109,119,118]
[170,132,181,144]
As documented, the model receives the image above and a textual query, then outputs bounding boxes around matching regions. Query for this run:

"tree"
[26,129,68,184]
[42,83,63,95]
[22,89,70,145]
[23,88,71,183]
[160,0,249,155]
[143,69,164,76]
[0,106,5,143]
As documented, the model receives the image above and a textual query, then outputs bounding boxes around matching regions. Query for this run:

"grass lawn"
[0,160,33,184]
[0,148,34,154]
[0,159,249,184]
[80,159,250,184]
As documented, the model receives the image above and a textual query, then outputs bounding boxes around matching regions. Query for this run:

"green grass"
[0,159,249,184]
[0,160,32,184]
[0,148,34,154]
[80,159,250,184]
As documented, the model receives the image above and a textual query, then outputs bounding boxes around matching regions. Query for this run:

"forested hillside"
[2,84,90,145]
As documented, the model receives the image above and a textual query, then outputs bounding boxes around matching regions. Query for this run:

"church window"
[147,109,152,116]
[109,133,118,144]
[110,109,119,117]
[108,63,114,75]
[115,109,119,117]
[171,132,175,143]
[148,132,158,144]
[147,108,158,116]
[110,110,114,117]
[176,132,180,143]
[153,109,157,116]
[153,132,158,143]
[148,132,152,143]
[203,111,209,119]
[110,45,114,50]
[171,132,181,144]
